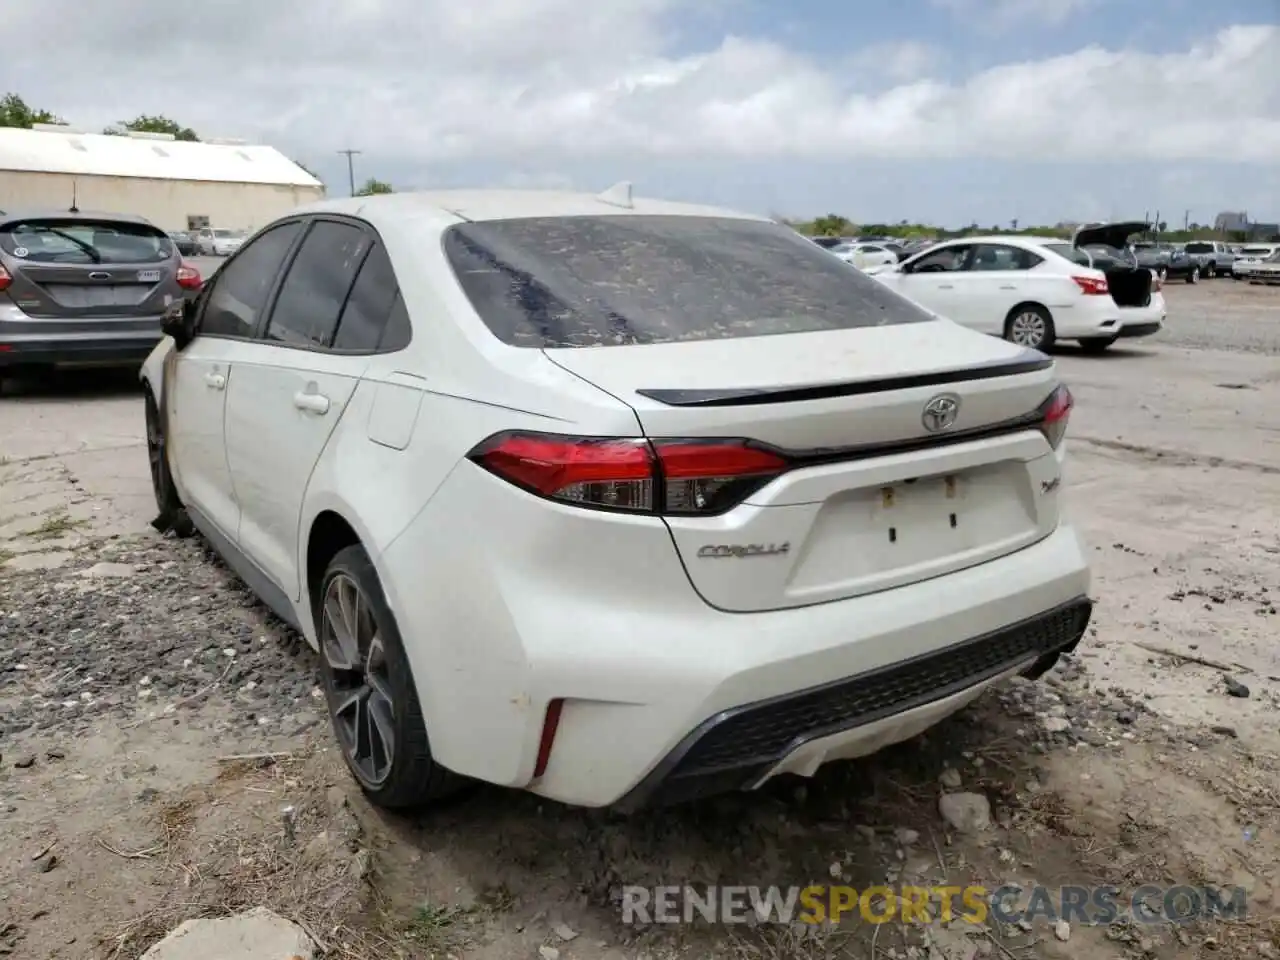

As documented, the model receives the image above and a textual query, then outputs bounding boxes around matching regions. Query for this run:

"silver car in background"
[0,209,201,387]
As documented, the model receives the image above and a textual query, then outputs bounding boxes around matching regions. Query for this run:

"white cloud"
[932,0,1101,29]
[0,1,1276,176]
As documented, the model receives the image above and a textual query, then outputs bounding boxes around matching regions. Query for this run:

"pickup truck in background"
[1132,242,1200,283]
[1182,241,1235,278]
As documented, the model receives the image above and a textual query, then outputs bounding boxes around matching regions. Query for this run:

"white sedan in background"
[1232,244,1279,280]
[867,224,1166,353]
[830,241,899,271]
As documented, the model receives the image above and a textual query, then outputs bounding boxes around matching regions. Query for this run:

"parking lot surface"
[0,281,1277,959]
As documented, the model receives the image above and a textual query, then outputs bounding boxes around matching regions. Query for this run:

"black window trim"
[904,241,975,274]
[968,242,1043,272]
[194,218,308,343]
[251,213,409,357]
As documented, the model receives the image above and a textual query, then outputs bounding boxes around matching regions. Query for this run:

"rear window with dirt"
[0,218,174,264]
[443,215,934,348]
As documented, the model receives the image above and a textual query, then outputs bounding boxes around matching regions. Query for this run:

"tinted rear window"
[443,216,933,348]
[0,218,172,264]
[1184,242,1213,254]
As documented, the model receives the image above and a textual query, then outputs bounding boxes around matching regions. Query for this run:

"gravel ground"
[0,536,321,742]
[1152,280,1280,355]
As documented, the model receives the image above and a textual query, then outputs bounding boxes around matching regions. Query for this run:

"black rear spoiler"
[635,352,1053,407]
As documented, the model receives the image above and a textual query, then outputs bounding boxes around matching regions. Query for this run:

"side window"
[909,245,972,273]
[970,244,1043,271]
[332,242,405,351]
[265,220,369,348]
[200,222,303,338]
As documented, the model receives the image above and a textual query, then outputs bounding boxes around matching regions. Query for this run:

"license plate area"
[43,284,153,308]
[137,270,161,282]
[878,474,961,544]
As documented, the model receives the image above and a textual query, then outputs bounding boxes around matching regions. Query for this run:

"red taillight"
[467,431,790,516]
[1072,275,1109,296]
[1037,385,1073,450]
[0,266,10,292]
[176,262,201,290]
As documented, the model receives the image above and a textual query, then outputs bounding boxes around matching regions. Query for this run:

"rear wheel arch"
[305,510,363,618]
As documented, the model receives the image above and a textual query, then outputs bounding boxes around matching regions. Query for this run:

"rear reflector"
[533,698,564,778]
[1072,275,1109,296]
[0,266,10,292]
[467,432,787,516]
[1036,384,1073,449]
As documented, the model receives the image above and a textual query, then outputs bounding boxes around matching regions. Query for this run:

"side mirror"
[162,298,197,350]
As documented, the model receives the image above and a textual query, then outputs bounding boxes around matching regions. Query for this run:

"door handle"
[293,391,331,414]
[203,372,226,390]
[999,284,1017,290]
[937,284,955,289]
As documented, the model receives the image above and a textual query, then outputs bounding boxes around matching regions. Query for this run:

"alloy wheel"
[322,573,396,786]
[1009,311,1047,348]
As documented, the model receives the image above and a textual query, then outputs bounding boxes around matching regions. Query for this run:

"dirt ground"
[1,280,1278,959]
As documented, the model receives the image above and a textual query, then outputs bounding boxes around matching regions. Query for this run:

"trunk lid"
[1072,220,1150,250]
[545,321,1065,613]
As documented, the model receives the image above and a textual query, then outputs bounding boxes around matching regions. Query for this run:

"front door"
[889,244,975,323]
[167,338,239,540]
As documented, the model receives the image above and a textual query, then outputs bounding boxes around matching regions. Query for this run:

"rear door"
[223,217,375,600]
[445,215,1065,614]
[958,243,1054,333]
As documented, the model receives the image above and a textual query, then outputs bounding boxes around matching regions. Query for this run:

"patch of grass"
[29,509,89,540]
[405,903,472,951]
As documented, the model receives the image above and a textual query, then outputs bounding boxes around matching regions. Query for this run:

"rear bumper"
[0,309,162,368]
[1116,321,1162,338]
[617,596,1092,809]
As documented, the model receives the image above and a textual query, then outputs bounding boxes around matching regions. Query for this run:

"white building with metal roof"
[0,124,325,232]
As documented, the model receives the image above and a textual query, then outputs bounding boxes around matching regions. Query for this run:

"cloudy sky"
[4,0,1278,226]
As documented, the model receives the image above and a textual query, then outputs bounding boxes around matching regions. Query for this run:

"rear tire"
[1157,266,1168,281]
[317,544,463,810]
[1187,265,1200,284]
[144,389,194,538]
[1205,263,1216,278]
[1004,305,1056,352]
[1078,336,1118,354]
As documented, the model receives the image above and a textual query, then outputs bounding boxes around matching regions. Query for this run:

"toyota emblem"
[922,394,960,432]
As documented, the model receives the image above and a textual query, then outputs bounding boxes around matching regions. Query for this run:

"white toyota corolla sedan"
[141,186,1092,811]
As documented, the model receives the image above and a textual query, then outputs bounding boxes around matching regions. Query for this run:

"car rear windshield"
[1241,247,1272,256]
[213,229,240,238]
[443,215,933,348]
[1183,242,1214,254]
[0,218,173,264]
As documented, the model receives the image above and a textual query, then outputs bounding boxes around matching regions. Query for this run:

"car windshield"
[0,218,172,264]
[1184,242,1214,254]
[1241,247,1272,256]
[443,215,934,348]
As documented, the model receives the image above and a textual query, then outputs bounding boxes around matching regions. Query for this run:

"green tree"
[355,177,394,196]
[809,214,852,237]
[118,114,199,141]
[0,92,62,128]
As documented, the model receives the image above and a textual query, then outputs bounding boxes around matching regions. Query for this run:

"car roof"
[0,208,157,228]
[288,188,772,227]
[929,235,1064,247]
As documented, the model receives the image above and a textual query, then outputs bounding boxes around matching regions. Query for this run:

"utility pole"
[1183,209,1190,231]
[337,149,362,197]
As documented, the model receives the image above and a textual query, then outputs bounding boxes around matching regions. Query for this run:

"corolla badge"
[922,393,961,432]
[697,543,790,559]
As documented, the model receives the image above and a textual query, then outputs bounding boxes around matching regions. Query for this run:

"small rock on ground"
[140,907,314,960]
